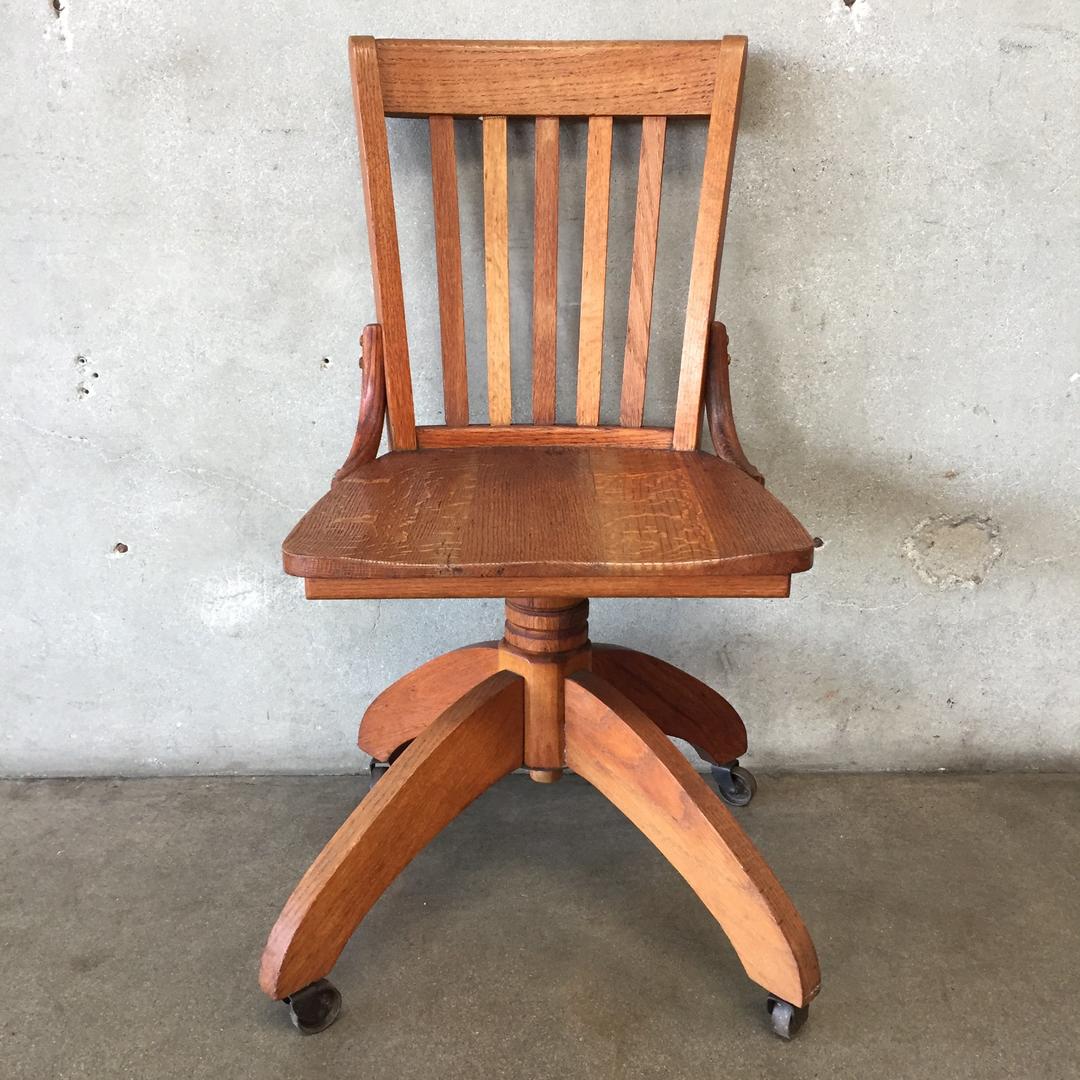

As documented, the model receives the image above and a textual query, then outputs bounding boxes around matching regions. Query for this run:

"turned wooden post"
[500,597,590,782]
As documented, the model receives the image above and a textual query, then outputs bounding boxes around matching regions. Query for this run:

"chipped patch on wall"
[831,0,872,30]
[47,0,74,51]
[903,515,1003,589]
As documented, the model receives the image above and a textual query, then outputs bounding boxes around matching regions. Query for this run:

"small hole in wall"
[813,537,826,548]
[842,0,857,7]
[75,354,87,365]
[78,386,90,396]
[113,542,129,554]
[321,357,332,367]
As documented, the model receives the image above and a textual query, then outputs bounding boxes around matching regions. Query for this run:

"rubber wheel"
[711,761,757,807]
[285,978,342,1035]
[766,995,809,1039]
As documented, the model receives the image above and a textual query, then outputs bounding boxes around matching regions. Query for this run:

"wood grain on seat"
[283,447,814,584]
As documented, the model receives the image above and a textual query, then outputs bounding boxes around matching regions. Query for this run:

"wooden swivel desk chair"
[259,36,821,1041]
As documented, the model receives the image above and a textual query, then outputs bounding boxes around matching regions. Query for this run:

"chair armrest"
[704,321,764,485]
[335,323,386,481]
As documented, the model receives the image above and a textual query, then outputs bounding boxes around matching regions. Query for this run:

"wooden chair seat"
[284,446,814,588]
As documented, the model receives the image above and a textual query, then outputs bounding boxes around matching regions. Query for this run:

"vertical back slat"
[349,36,417,449]
[482,116,512,426]
[576,115,613,427]
[672,36,747,450]
[618,115,667,428]
[532,117,560,424]
[428,116,470,426]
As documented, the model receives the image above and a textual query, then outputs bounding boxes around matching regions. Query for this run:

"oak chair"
[260,36,821,1041]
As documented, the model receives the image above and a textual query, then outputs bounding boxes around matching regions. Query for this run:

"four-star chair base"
[259,598,822,1039]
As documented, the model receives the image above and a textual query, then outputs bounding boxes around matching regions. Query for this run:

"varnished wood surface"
[500,598,591,774]
[358,643,500,761]
[428,116,470,426]
[564,671,821,1005]
[372,39,730,117]
[356,603,748,782]
[591,645,747,765]
[358,638,748,768]
[482,116,512,426]
[268,593,822,1012]
[705,321,763,483]
[673,37,747,450]
[576,116,613,427]
[283,447,814,584]
[502,598,590,656]
[306,574,791,600]
[349,38,416,449]
[532,117,559,424]
[260,671,524,999]
[415,424,673,449]
[335,324,386,480]
[619,116,667,428]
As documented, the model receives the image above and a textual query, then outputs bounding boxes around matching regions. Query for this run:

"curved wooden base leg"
[261,671,524,1000]
[590,644,748,765]
[564,671,820,1006]
[358,642,500,760]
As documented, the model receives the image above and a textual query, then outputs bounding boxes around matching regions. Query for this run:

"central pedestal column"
[500,597,591,783]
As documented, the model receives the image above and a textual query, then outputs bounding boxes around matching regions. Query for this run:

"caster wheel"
[766,995,808,1040]
[711,760,757,807]
[285,978,342,1035]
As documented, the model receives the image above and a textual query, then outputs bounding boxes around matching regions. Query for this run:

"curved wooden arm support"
[704,321,764,485]
[334,323,387,481]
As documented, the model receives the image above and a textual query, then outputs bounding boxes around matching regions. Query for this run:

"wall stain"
[999,38,1036,54]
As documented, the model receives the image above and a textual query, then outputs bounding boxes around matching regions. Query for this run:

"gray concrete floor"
[1,773,1078,1079]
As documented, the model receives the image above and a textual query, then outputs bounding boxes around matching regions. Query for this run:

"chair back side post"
[347,36,748,452]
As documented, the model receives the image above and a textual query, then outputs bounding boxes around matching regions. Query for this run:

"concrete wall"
[3,1,1078,776]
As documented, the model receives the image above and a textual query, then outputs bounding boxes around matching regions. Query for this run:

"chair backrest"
[349,36,747,452]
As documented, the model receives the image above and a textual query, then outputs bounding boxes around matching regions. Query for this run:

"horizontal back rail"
[414,425,674,450]
[372,40,727,117]
[414,421,673,447]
